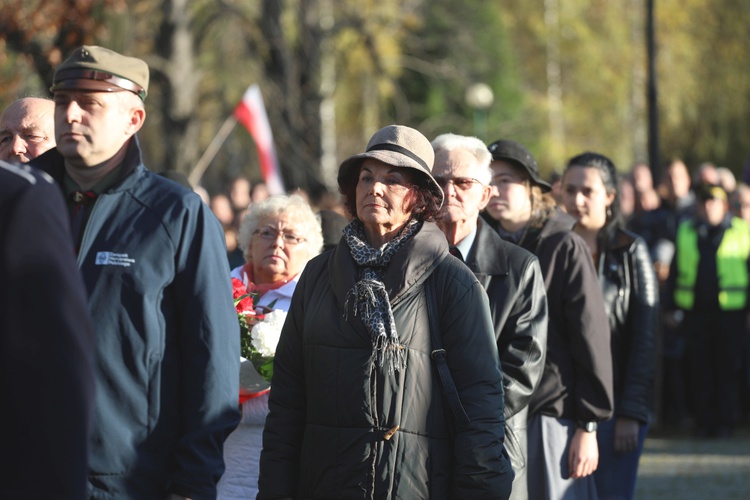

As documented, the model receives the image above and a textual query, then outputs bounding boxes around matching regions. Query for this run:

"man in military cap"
[31,45,240,499]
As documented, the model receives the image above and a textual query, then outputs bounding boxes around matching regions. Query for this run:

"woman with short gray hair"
[218,193,323,500]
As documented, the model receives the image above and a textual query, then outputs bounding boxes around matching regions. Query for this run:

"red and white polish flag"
[234,84,285,195]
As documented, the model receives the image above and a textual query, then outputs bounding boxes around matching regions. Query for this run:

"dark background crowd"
[550,158,750,438]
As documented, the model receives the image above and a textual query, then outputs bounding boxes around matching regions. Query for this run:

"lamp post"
[465,82,494,140]
[646,0,660,182]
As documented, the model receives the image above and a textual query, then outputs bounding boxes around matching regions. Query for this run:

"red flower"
[232,277,255,313]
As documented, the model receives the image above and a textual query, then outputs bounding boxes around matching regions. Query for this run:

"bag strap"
[425,272,471,426]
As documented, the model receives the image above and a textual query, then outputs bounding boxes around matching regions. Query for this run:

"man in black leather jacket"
[432,133,548,500]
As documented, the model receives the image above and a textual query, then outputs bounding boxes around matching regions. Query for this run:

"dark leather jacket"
[598,228,659,424]
[465,218,548,500]
[503,209,613,423]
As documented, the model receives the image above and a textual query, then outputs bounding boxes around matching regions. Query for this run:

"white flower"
[250,310,288,357]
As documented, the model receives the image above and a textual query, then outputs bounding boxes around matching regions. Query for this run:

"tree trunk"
[260,0,326,200]
[150,0,201,175]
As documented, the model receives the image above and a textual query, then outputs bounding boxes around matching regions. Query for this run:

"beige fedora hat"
[337,124,444,205]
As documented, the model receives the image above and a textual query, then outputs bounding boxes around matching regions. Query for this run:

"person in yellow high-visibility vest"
[667,183,750,438]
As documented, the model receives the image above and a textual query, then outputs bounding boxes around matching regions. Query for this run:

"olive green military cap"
[50,45,149,101]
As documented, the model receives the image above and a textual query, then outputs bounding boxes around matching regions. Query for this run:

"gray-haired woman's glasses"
[253,228,306,245]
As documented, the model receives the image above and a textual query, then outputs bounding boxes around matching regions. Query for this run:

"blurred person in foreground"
[218,194,323,500]
[432,132,548,500]
[0,160,95,499]
[562,152,659,500]
[483,139,613,500]
[31,45,240,499]
[0,97,56,163]
[665,183,750,438]
[258,125,513,499]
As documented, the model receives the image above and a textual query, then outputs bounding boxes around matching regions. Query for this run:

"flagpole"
[188,114,238,188]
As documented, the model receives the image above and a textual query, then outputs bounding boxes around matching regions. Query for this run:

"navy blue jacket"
[0,161,96,499]
[33,140,241,500]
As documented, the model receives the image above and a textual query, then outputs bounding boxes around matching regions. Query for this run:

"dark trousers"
[684,309,746,432]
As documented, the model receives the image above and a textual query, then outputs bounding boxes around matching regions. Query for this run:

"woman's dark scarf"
[343,218,421,373]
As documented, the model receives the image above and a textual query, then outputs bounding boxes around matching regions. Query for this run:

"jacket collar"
[466,217,509,276]
[693,212,733,232]
[32,136,144,193]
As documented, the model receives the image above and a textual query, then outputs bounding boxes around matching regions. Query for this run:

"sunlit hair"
[528,185,558,228]
[431,133,492,185]
[338,161,443,222]
[564,151,622,248]
[237,194,324,262]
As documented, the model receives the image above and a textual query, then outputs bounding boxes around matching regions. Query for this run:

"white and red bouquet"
[232,278,286,402]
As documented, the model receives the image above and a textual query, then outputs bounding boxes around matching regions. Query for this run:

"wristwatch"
[576,421,598,432]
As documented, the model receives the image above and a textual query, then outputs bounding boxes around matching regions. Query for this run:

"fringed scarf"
[343,218,421,373]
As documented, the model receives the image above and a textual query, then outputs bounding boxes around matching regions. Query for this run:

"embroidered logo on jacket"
[95,252,135,267]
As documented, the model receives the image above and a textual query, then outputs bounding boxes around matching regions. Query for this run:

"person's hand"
[245,314,262,329]
[568,428,599,479]
[614,417,640,454]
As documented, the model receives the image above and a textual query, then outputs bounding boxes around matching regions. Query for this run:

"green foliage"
[3,0,750,191]
[394,1,524,143]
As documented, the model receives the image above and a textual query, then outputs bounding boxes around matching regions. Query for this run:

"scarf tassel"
[345,279,406,373]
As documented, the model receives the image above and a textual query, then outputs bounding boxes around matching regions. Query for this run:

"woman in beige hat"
[258,125,513,499]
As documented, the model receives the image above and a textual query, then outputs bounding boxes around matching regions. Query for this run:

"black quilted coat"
[258,222,513,499]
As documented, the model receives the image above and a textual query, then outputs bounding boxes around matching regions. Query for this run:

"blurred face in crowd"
[631,163,653,193]
[696,163,719,186]
[561,165,616,232]
[230,177,251,211]
[0,97,56,163]
[637,188,661,212]
[53,90,144,168]
[619,177,635,218]
[434,148,491,234]
[665,160,691,200]
[211,194,235,227]
[355,159,416,245]
[698,195,728,227]
[732,187,750,223]
[486,160,532,232]
[250,213,309,284]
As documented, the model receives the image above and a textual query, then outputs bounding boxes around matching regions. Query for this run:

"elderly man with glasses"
[432,133,548,500]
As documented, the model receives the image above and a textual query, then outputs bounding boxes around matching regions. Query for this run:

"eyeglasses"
[434,176,484,191]
[253,228,306,245]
